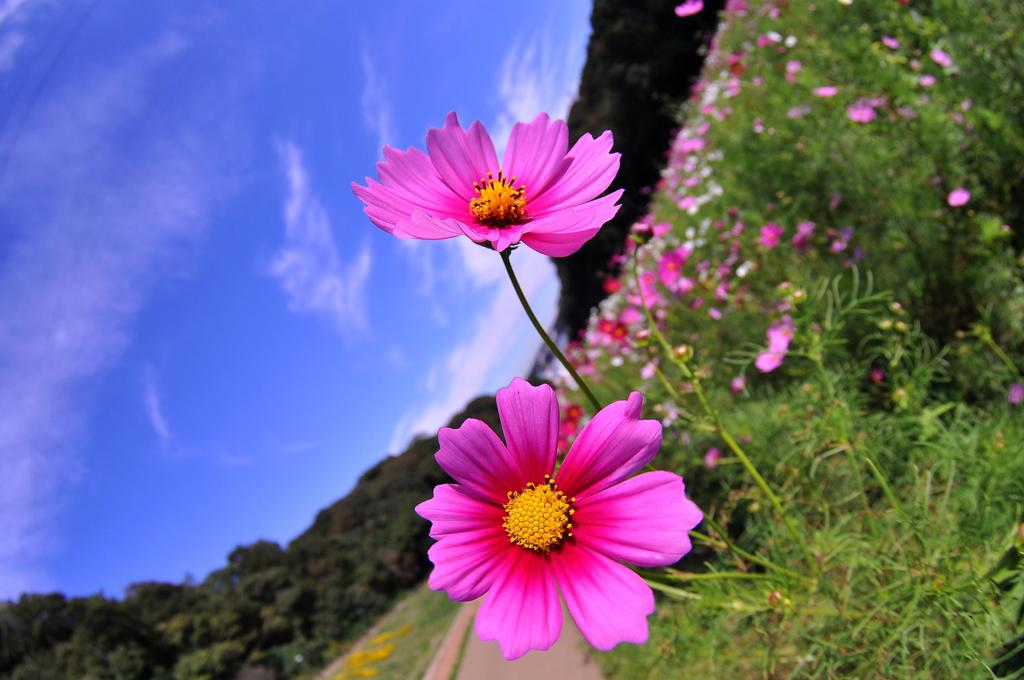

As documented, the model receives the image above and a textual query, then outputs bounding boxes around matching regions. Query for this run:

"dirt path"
[424,601,604,680]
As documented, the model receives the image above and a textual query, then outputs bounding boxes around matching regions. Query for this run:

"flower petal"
[555,391,661,499]
[393,209,466,240]
[416,483,505,538]
[529,131,620,215]
[436,418,526,504]
[426,112,499,200]
[496,378,558,483]
[502,113,571,200]
[426,527,511,601]
[475,549,562,660]
[552,544,655,651]
[572,471,702,567]
[351,145,468,235]
[521,190,623,257]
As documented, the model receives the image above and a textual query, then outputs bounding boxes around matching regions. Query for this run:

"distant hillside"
[0,396,501,680]
[557,0,722,336]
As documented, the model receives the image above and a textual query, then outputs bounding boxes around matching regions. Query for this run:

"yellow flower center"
[502,475,574,552]
[469,170,527,227]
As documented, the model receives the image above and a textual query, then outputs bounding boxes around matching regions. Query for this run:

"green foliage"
[558,0,1024,676]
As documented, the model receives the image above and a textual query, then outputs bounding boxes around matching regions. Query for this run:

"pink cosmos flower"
[759,222,784,249]
[930,49,954,69]
[881,35,900,50]
[792,220,816,252]
[755,351,784,373]
[730,376,746,394]
[755,316,795,373]
[848,101,877,124]
[812,86,839,97]
[703,447,721,469]
[677,195,698,211]
[947,187,970,207]
[1010,383,1024,405]
[787,104,811,119]
[674,0,703,17]
[919,74,936,87]
[658,246,692,288]
[352,112,622,256]
[640,362,657,380]
[416,379,703,659]
[785,59,801,83]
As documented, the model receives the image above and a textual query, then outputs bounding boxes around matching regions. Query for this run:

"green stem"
[629,253,818,573]
[692,524,808,583]
[501,249,601,412]
[665,569,774,582]
[981,332,1023,377]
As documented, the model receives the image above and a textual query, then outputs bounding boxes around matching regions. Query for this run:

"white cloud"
[0,0,31,25]
[142,366,171,444]
[0,30,238,597]
[0,30,24,70]
[0,0,38,74]
[397,240,448,326]
[271,140,372,338]
[491,13,591,150]
[387,248,557,452]
[359,42,396,153]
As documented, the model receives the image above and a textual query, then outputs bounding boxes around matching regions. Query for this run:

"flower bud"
[672,344,694,362]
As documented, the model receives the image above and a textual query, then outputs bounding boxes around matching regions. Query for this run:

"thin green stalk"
[500,249,601,412]
[692,524,809,583]
[981,332,1023,377]
[665,569,774,582]
[629,253,818,573]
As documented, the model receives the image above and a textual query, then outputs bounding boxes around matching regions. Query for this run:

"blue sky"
[0,0,592,599]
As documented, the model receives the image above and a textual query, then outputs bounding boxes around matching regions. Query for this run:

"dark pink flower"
[759,222,784,249]
[658,246,692,288]
[1009,383,1024,405]
[870,367,885,383]
[792,220,815,251]
[730,376,746,394]
[416,379,703,659]
[703,447,721,468]
[947,187,970,207]
[674,0,703,17]
[353,113,622,256]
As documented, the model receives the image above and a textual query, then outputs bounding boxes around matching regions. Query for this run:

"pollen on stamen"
[502,476,574,552]
[469,169,527,228]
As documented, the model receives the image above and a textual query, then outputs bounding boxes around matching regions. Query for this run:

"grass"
[550,0,1024,677]
[318,583,459,680]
